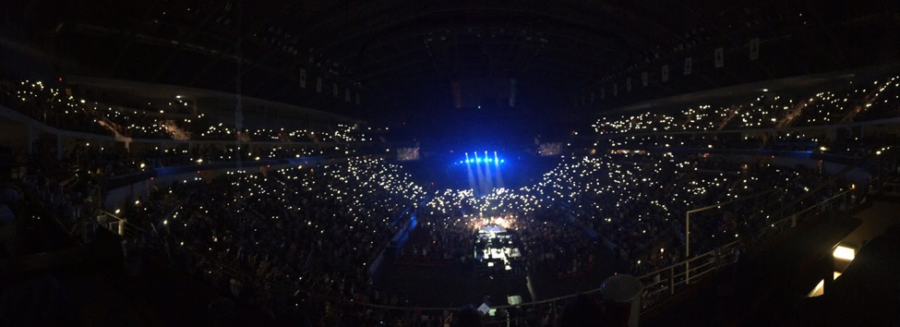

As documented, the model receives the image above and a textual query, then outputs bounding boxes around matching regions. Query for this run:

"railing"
[637,189,851,311]
[95,212,145,240]
[753,190,848,244]
[637,240,742,310]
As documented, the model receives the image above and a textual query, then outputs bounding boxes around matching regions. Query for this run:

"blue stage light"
[457,152,506,166]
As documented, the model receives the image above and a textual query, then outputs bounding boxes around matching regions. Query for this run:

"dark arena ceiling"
[1,0,898,124]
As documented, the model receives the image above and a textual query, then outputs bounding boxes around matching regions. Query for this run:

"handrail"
[95,211,146,239]
[636,189,851,310]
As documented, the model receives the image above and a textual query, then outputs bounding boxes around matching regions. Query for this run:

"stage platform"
[373,227,627,308]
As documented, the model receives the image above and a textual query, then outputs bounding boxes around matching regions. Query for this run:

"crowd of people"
[4,135,874,326]
[516,211,597,279]
[52,140,363,179]
[593,75,900,135]
[0,77,368,143]
[595,131,896,159]
[2,72,890,325]
[103,152,857,325]
[1,73,879,324]
[111,159,425,324]
[386,152,859,283]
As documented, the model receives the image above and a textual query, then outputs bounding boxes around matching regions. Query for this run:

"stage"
[372,217,627,307]
[398,153,561,192]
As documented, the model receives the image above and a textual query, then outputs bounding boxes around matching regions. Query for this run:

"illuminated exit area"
[807,244,855,298]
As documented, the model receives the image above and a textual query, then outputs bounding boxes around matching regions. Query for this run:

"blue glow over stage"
[456,151,508,196]
[455,151,506,165]
[398,149,560,197]
[457,158,505,164]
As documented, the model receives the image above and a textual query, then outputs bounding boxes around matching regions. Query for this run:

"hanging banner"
[749,38,760,60]
[451,79,462,108]
[316,77,323,93]
[714,48,724,68]
[539,143,564,157]
[299,68,307,89]
[662,65,669,82]
[684,57,693,75]
[641,72,648,87]
[396,147,420,161]
[345,89,351,102]
[509,78,517,107]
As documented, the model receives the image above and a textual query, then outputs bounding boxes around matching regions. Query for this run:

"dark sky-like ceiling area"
[1,0,897,126]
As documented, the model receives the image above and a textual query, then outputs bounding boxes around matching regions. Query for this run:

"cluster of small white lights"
[590,76,900,135]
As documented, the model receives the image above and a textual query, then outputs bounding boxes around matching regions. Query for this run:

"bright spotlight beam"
[483,154,495,191]
[466,154,476,191]
[473,153,486,195]
[494,151,504,188]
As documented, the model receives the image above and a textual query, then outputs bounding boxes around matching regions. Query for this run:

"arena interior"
[1,1,900,326]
